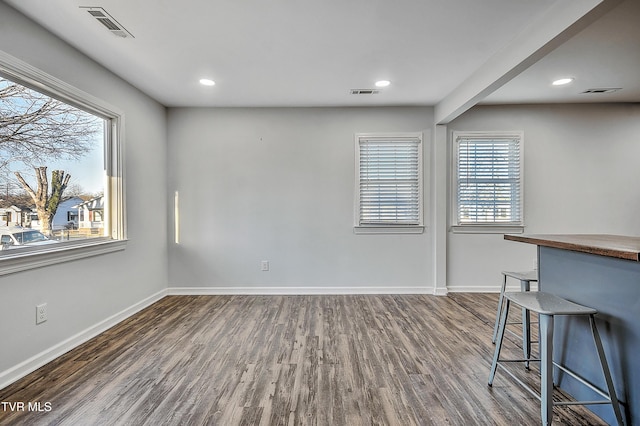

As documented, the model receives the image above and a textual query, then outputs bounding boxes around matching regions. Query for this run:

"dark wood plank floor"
[0,294,605,425]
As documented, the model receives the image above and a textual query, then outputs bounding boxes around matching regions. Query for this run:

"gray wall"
[0,4,168,377]
[167,107,434,292]
[166,103,640,294]
[446,103,640,291]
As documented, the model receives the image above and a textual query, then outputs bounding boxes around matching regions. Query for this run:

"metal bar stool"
[488,292,624,425]
[492,271,538,366]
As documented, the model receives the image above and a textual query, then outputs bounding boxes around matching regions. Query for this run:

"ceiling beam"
[434,0,623,125]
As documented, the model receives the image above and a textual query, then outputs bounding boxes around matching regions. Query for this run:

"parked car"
[0,227,58,250]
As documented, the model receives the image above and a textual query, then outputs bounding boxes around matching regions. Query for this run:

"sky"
[45,135,104,195]
[1,77,105,196]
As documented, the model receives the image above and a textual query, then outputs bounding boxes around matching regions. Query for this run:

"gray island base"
[505,234,640,426]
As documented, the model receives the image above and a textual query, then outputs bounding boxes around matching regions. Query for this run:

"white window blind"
[455,134,522,225]
[356,135,422,226]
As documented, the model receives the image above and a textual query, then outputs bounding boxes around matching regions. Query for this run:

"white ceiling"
[4,0,639,110]
[483,0,640,104]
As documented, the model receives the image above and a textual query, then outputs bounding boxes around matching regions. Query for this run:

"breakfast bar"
[505,234,640,425]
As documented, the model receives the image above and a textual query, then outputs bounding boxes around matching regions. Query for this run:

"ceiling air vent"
[80,6,134,38]
[581,88,621,94]
[350,89,380,95]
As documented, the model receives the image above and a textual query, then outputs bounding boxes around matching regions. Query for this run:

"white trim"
[354,225,425,234]
[167,286,438,296]
[432,286,449,296]
[447,283,538,293]
[0,239,127,276]
[447,286,502,293]
[0,289,167,391]
[450,225,524,234]
[0,50,124,119]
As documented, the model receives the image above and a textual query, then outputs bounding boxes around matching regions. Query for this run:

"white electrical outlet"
[261,260,270,271]
[36,303,47,324]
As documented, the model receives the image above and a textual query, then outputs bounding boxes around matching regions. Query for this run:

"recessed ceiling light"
[552,78,574,86]
[199,78,216,86]
[375,80,391,88]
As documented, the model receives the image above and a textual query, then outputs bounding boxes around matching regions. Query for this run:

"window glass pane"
[456,135,522,225]
[0,76,106,250]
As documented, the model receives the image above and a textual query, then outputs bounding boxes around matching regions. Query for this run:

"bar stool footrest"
[493,360,617,408]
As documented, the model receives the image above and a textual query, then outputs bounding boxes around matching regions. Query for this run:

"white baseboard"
[0,288,168,391]
[447,286,499,293]
[432,286,449,296]
[167,286,439,296]
[447,283,538,293]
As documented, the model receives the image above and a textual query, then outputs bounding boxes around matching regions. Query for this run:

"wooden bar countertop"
[504,234,640,262]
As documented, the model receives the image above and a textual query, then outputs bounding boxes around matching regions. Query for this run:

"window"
[355,133,423,234]
[452,131,523,233]
[0,51,125,274]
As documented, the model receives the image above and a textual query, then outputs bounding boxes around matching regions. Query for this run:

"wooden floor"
[0,294,606,425]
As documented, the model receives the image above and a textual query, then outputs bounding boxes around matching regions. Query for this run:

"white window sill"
[354,225,425,235]
[0,238,127,276]
[450,225,524,234]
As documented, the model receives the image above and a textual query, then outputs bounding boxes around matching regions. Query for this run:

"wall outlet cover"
[36,303,47,324]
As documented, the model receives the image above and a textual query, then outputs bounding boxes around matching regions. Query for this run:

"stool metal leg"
[521,278,532,368]
[489,298,510,386]
[540,314,554,426]
[589,315,624,426]
[492,274,508,343]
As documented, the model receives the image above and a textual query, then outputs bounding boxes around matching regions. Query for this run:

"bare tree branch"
[1,78,101,168]
[14,171,37,201]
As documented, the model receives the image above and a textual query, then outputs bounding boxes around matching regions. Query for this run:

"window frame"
[451,131,524,234]
[0,50,126,276]
[354,132,424,234]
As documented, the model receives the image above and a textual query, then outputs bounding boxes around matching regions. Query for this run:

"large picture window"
[355,133,423,234]
[452,131,523,233]
[0,52,125,274]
